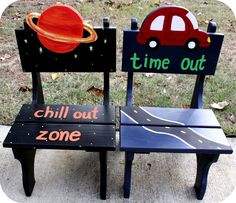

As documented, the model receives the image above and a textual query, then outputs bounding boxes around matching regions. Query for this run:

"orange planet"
[26,4,97,53]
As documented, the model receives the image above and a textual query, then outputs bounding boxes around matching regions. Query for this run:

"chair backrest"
[121,6,224,108]
[15,18,116,105]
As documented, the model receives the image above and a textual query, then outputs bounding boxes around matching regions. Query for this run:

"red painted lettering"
[35,130,81,142]
[63,106,69,118]
[34,110,44,118]
[73,111,82,119]
[82,112,92,119]
[69,131,81,141]
[48,131,60,141]
[91,107,98,119]
[58,106,65,118]
[44,106,54,118]
[59,131,70,141]
[36,131,48,141]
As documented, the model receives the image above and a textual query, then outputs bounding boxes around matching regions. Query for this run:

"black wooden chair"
[119,19,233,200]
[3,18,116,200]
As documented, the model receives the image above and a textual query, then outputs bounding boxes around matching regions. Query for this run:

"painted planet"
[26,4,97,53]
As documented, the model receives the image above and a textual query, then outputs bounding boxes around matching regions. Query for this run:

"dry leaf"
[19,86,32,92]
[15,12,21,17]
[38,2,45,5]
[153,0,161,6]
[181,103,191,109]
[0,54,11,61]
[145,73,155,78]
[87,86,104,97]
[227,114,236,124]
[210,101,229,110]
[198,19,209,25]
[166,75,172,80]
[51,73,60,81]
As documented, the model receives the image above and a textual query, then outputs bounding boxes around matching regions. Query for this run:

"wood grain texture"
[4,122,116,150]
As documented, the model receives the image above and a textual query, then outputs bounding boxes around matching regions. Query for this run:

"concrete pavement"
[0,125,235,203]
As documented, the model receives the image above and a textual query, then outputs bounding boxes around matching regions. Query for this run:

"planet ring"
[26,12,98,44]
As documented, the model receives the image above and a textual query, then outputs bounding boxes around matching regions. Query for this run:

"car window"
[150,15,165,31]
[186,12,198,29]
[171,16,185,31]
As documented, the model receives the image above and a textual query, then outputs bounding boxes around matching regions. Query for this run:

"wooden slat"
[16,104,115,124]
[16,25,116,72]
[3,122,116,150]
[120,106,220,127]
[122,30,223,75]
[120,125,232,154]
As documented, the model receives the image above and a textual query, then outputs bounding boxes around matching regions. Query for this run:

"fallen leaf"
[0,54,11,61]
[19,86,32,92]
[210,101,229,110]
[181,103,191,109]
[227,114,236,124]
[104,0,115,6]
[15,12,21,18]
[51,73,60,81]
[145,73,155,78]
[166,75,172,80]
[198,18,209,25]
[153,0,161,6]
[87,86,104,97]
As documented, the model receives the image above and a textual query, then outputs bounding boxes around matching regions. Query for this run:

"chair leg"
[123,152,134,198]
[194,153,219,200]
[12,148,36,196]
[99,151,107,200]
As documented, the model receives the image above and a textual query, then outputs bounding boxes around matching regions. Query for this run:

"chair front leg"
[99,151,107,200]
[124,151,134,198]
[12,148,36,196]
[194,153,219,200]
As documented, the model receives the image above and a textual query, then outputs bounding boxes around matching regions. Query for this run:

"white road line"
[121,110,139,124]
[188,127,230,146]
[142,126,196,149]
[121,110,194,148]
[140,107,185,126]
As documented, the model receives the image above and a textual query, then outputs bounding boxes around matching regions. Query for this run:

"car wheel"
[147,38,159,49]
[185,39,199,51]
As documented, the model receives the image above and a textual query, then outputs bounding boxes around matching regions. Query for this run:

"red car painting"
[136,6,211,50]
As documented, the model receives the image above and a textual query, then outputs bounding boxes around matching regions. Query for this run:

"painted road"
[121,106,230,150]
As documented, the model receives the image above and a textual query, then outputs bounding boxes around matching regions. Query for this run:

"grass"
[0,0,235,135]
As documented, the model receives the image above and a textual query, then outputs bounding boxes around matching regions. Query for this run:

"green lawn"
[0,0,235,135]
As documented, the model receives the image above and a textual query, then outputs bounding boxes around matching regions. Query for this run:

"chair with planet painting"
[3,3,116,200]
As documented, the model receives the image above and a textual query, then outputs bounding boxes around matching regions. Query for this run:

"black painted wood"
[99,151,107,200]
[3,122,116,150]
[15,20,116,72]
[4,16,116,200]
[32,72,44,104]
[12,148,36,196]
[120,106,220,127]
[16,104,115,124]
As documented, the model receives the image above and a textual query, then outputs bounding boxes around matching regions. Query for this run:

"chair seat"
[120,106,232,154]
[3,104,116,150]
